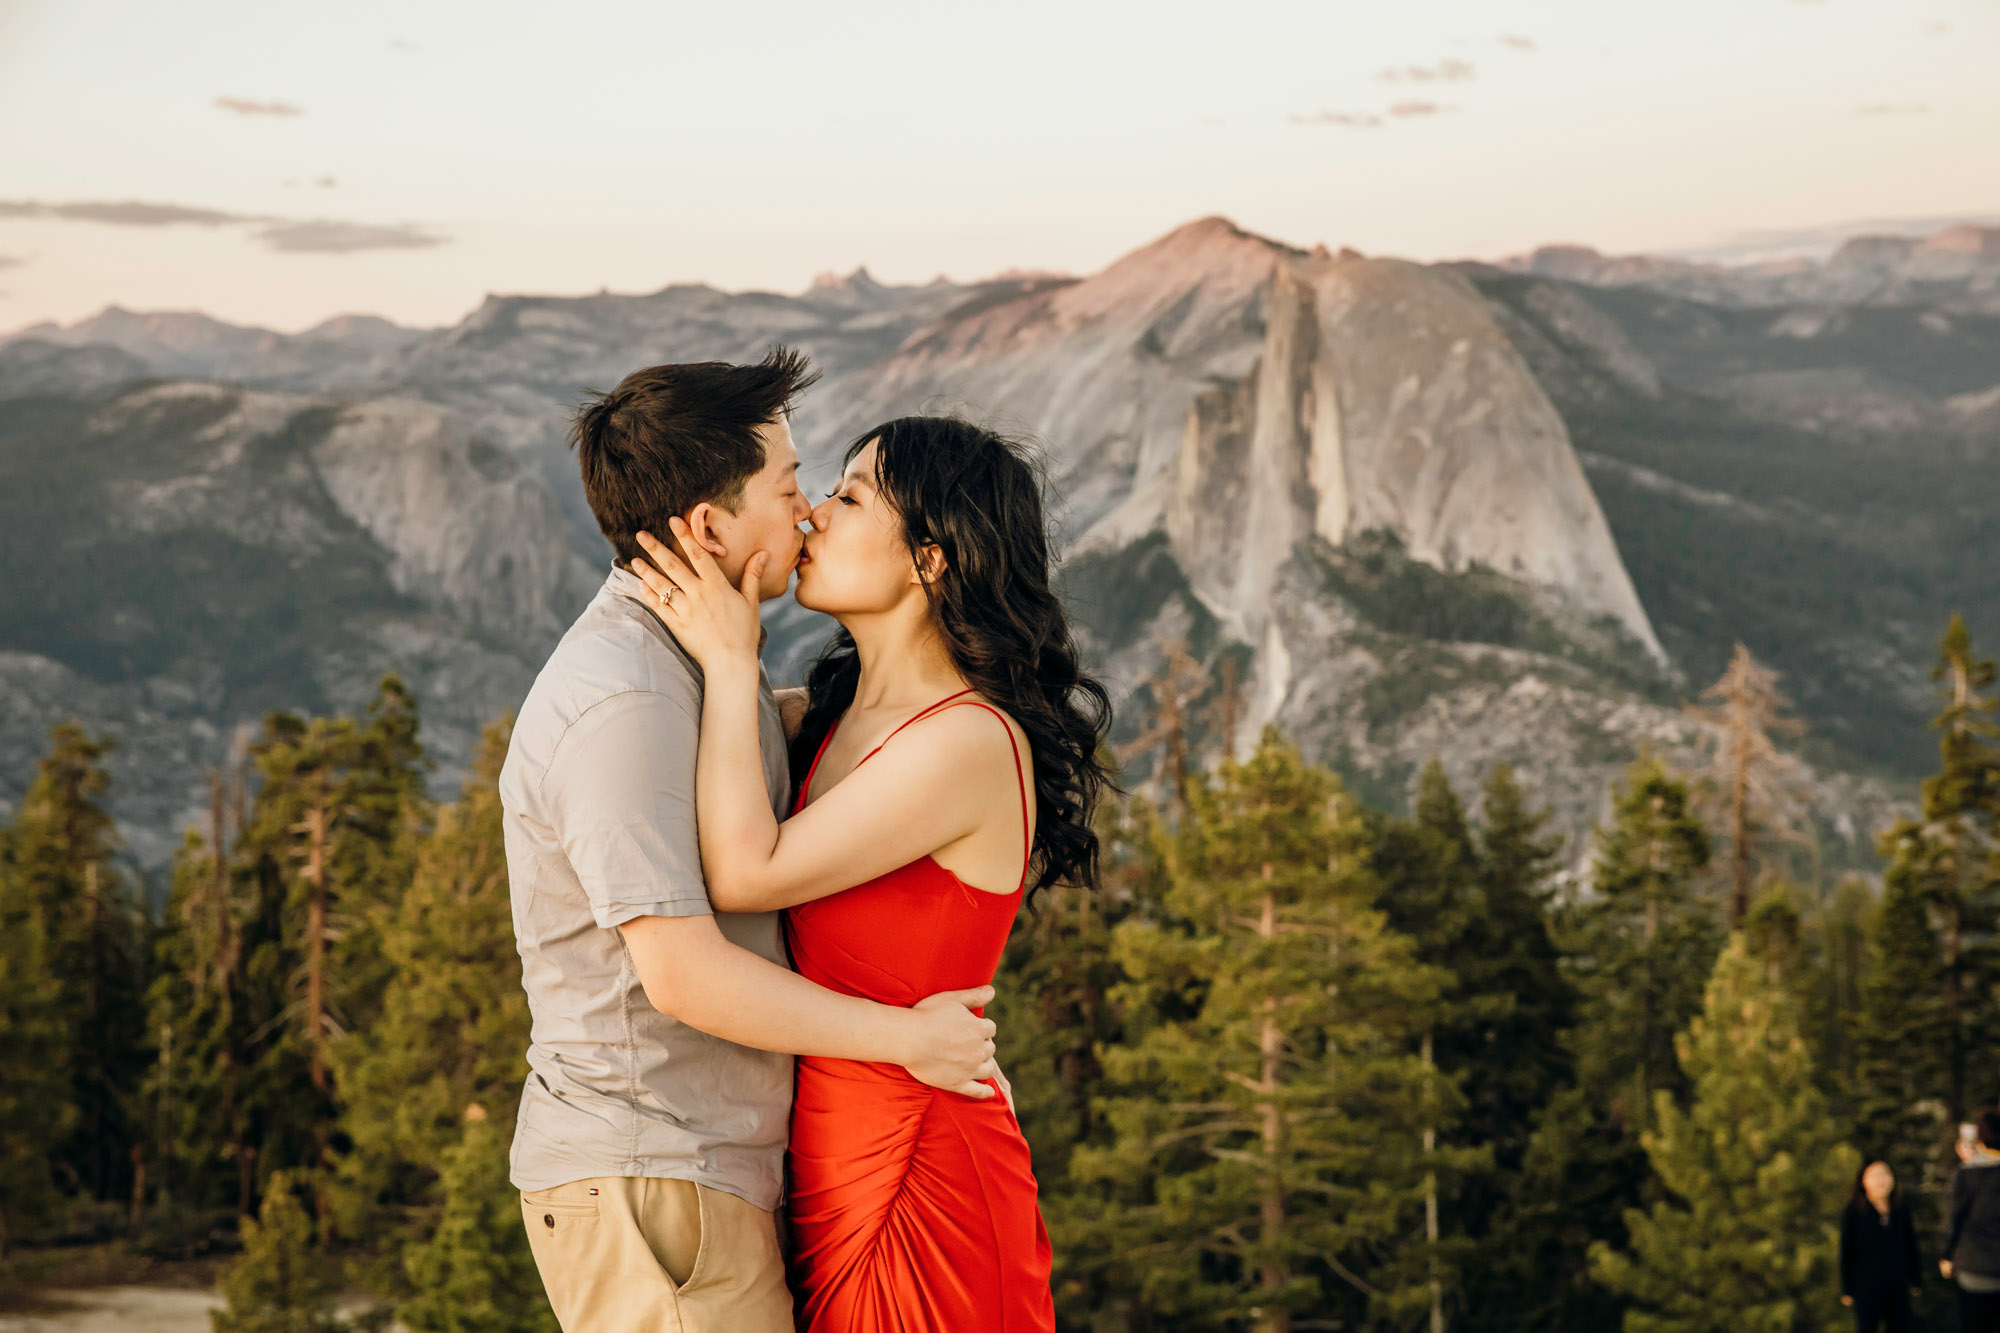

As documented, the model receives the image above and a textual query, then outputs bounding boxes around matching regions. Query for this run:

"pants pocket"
[522,1184,601,1242]
[636,1177,705,1291]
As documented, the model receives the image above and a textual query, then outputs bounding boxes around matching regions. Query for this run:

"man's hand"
[1943,1260,1955,1280]
[900,987,999,1099]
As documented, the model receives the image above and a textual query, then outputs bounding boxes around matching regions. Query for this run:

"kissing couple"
[499,346,1113,1332]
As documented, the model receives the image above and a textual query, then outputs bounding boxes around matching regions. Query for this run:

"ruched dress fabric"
[784,691,1056,1333]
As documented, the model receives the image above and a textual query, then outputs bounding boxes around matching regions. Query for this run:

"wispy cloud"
[214,96,304,117]
[1923,21,1950,34]
[1377,59,1475,83]
[1388,101,1453,118]
[1289,110,1382,129]
[256,221,444,253]
[0,198,249,226]
[0,254,23,270]
[1856,102,1930,116]
[1497,33,1536,50]
[0,197,450,254]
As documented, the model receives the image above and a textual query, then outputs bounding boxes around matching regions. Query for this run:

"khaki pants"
[520,1176,793,1333]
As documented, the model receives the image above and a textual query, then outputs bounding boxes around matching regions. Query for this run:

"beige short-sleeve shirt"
[500,567,793,1208]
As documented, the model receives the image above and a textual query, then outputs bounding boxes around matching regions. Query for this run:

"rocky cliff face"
[7,214,1976,877]
[824,220,1661,660]
[1163,254,1661,661]
[0,378,594,866]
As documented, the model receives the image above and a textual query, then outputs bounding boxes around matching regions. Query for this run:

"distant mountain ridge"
[1493,223,2000,313]
[6,306,429,388]
[6,214,1995,879]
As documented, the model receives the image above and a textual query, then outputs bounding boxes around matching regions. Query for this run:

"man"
[1944,1111,2000,1333]
[500,346,999,1332]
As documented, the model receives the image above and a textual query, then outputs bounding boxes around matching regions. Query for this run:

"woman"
[1841,1158,1920,1333]
[632,416,1113,1332]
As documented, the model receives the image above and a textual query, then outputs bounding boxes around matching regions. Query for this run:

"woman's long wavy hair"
[790,416,1114,900]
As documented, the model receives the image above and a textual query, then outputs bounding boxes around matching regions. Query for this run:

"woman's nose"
[808,499,833,530]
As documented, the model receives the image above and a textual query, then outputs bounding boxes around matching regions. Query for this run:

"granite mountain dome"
[818,217,1661,664]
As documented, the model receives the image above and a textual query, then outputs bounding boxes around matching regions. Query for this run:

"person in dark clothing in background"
[1944,1110,2000,1333]
[1842,1158,1921,1333]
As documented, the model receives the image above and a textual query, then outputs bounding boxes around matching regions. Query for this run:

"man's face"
[698,417,811,602]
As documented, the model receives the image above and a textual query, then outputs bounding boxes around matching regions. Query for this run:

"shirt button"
[544,1214,555,1229]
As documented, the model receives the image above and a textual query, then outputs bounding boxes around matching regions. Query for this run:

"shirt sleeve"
[1947,1169,1972,1265]
[1839,1207,1855,1297]
[546,690,711,929]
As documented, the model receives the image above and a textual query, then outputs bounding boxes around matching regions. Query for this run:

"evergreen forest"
[1,616,1996,1333]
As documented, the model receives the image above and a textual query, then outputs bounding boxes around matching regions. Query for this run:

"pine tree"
[1497,755,1717,1333]
[154,678,429,1220]
[0,849,75,1260]
[992,781,1148,1320]
[399,1105,557,1333]
[1497,1085,1649,1333]
[211,1171,348,1333]
[1878,616,2000,1121]
[1454,763,1581,1333]
[1851,868,1951,1228]
[4,723,149,1203]
[1369,759,1491,1332]
[146,826,248,1211]
[330,720,526,1255]
[1071,732,1457,1333]
[1567,754,1719,1137]
[1470,762,1576,1179]
[1809,876,1873,1122]
[1589,935,1859,1333]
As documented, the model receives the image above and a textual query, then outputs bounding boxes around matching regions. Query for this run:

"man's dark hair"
[1980,1109,2000,1150]
[568,345,819,566]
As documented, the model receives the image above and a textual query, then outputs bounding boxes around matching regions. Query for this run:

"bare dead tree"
[1116,637,1210,819]
[1685,643,1810,927]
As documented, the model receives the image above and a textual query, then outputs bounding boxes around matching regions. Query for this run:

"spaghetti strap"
[947,700,1033,880]
[856,688,978,766]
[798,689,1032,884]
[796,688,975,812]
[873,695,1032,886]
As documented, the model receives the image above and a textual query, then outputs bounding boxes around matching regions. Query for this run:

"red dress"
[784,690,1056,1333]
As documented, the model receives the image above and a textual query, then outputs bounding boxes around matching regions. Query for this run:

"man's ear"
[682,503,730,560]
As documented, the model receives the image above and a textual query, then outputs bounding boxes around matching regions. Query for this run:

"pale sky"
[1,0,1994,332]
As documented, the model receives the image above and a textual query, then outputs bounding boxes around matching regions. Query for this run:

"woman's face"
[794,439,931,617]
[1863,1162,1895,1207]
